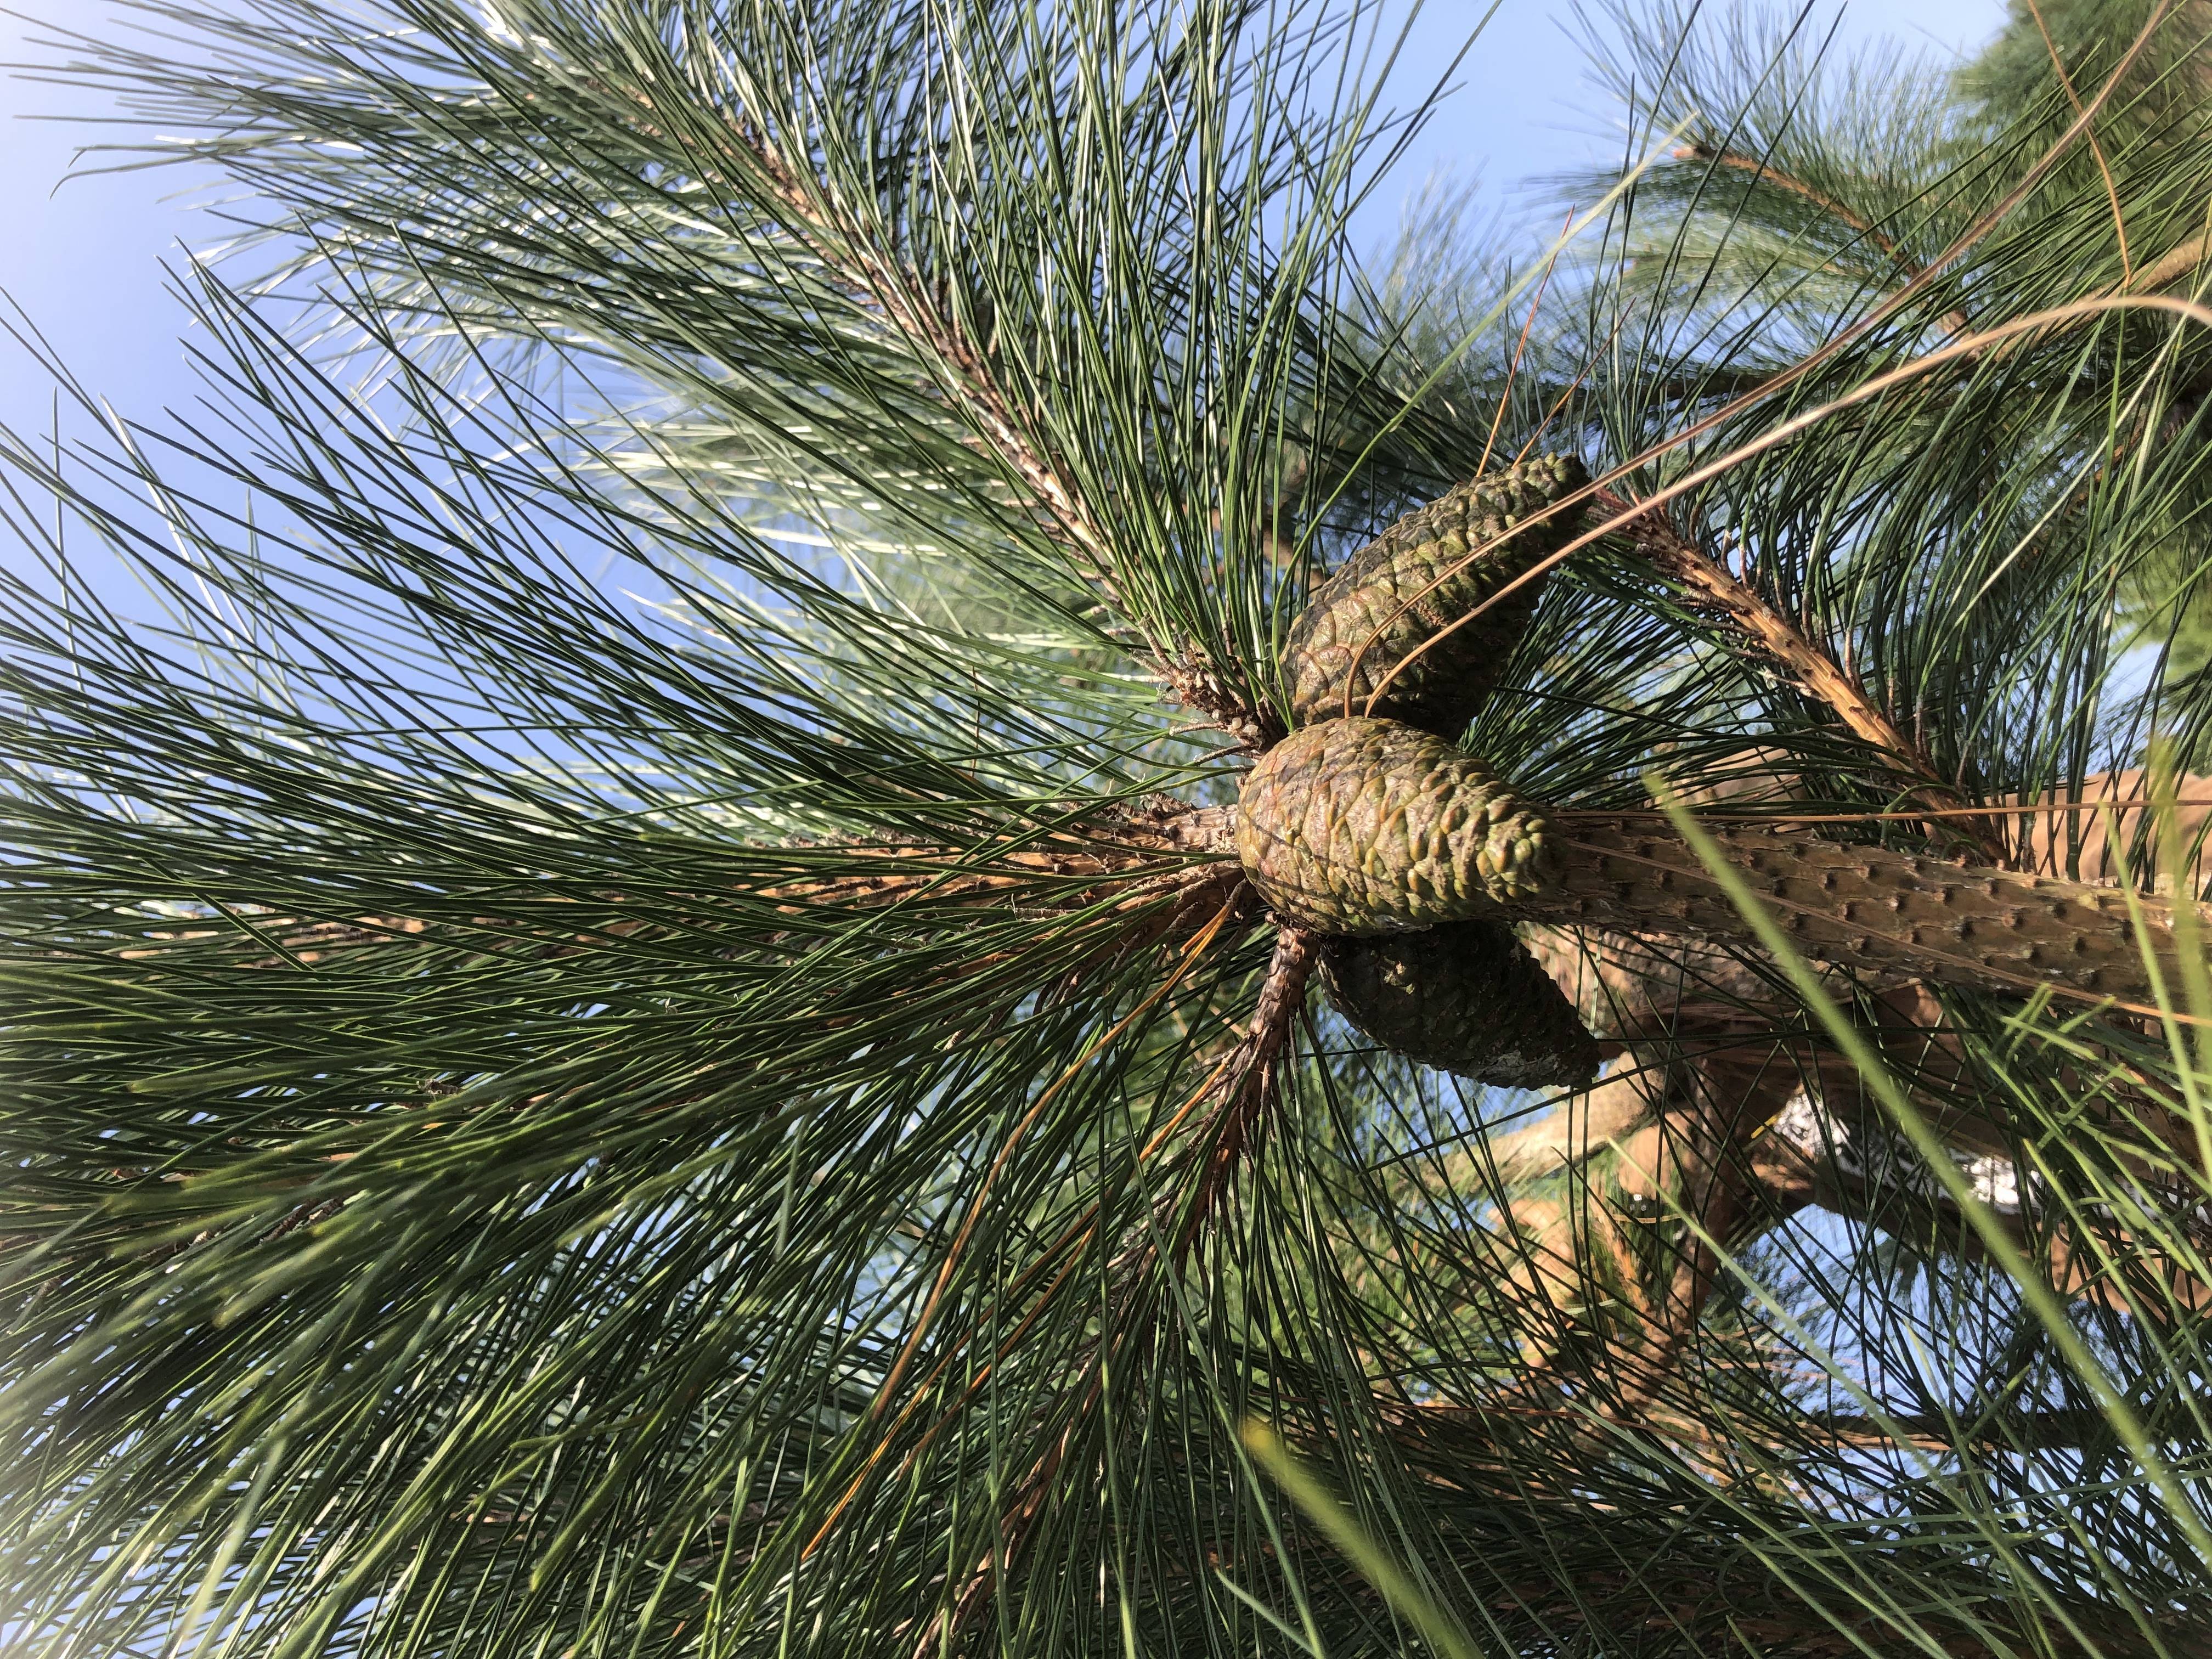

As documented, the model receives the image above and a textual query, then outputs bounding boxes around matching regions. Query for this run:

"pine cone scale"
[1320,919,1601,1088]
[1284,454,1587,736]
[1234,717,1558,934]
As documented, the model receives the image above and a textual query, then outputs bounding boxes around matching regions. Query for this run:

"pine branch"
[1669,143,1978,337]
[1674,144,1912,263]
[898,919,1316,1650]
[1594,488,2008,860]
[1177,924,1319,1254]
[2130,229,2212,292]
[702,114,1130,607]
[9,2,2212,1651]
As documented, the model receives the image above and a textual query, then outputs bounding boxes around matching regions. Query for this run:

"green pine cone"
[1235,716,1558,934]
[1319,919,1600,1088]
[1283,454,1588,736]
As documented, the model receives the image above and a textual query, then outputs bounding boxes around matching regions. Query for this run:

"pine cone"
[1283,454,1587,736]
[1235,717,1557,933]
[1319,919,1600,1088]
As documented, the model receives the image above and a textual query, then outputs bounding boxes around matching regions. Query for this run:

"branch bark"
[1513,814,2198,1012]
[1520,923,2212,1315]
[2129,230,2210,293]
[1178,926,1318,1255]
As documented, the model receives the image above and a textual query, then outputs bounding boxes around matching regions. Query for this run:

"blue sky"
[0,0,2010,443]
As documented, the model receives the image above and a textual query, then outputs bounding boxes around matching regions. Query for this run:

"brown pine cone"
[1282,454,1587,736]
[1235,717,1557,934]
[1319,918,1599,1088]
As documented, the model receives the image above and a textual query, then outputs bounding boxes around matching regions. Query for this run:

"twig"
[1177,926,1319,1257]
[1589,487,2006,859]
[1675,144,1976,338]
[1677,146,1906,262]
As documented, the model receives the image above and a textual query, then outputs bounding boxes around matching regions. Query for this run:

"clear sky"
[0,0,2010,444]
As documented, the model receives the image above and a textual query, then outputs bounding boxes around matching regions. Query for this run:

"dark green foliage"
[1956,0,2212,678]
[1959,0,2212,145]
[3,1,2212,1656]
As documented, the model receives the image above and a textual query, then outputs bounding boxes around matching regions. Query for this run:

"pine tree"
[5,2,2212,1655]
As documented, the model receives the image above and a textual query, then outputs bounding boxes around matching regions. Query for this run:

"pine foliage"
[4,2,2212,1656]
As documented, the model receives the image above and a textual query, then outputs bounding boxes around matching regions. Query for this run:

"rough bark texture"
[1235,718,1558,933]
[1318,919,1600,1088]
[1508,760,2212,1322]
[1283,455,1587,733]
[1511,816,2202,1009]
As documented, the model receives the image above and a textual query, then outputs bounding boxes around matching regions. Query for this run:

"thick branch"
[1516,815,2193,1009]
[1523,926,2212,1311]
